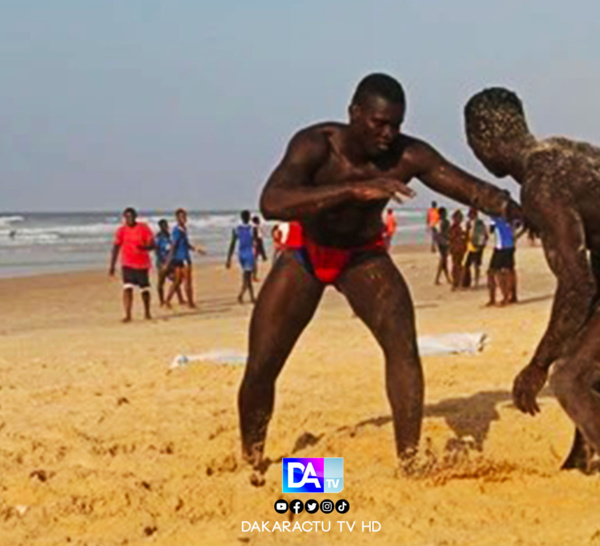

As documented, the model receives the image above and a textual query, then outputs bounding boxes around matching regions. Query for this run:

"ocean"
[0,209,430,278]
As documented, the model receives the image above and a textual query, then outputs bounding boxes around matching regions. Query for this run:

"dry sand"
[0,245,599,546]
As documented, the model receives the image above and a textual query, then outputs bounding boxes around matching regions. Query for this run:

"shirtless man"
[465,87,600,471]
[239,74,521,485]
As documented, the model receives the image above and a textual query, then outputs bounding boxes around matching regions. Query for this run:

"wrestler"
[239,74,521,485]
[465,87,600,471]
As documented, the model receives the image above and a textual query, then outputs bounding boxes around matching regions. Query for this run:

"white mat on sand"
[169,332,487,369]
[417,332,488,356]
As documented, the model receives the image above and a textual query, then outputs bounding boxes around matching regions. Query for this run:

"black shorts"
[171,259,189,269]
[437,244,449,259]
[122,267,150,289]
[489,248,515,271]
[465,248,484,268]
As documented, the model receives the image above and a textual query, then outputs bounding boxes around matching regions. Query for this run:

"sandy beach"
[0,244,598,546]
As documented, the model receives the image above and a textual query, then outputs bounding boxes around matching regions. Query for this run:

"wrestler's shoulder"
[525,137,600,172]
[521,142,576,210]
[292,121,348,143]
[394,133,439,167]
[288,122,343,148]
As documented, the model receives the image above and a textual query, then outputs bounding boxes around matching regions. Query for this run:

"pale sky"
[2,1,600,212]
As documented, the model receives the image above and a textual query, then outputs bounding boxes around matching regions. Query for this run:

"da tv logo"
[282,457,344,493]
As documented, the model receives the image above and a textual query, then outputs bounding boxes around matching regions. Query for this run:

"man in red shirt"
[109,207,155,322]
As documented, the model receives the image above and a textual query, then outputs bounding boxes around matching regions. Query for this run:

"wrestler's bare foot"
[243,445,267,487]
[145,313,152,320]
[250,470,266,487]
[485,301,495,307]
[237,295,243,304]
[397,447,419,477]
[122,316,132,324]
[188,302,197,309]
[561,430,594,473]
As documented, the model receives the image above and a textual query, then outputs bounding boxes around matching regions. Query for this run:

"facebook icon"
[282,457,344,493]
[290,499,304,514]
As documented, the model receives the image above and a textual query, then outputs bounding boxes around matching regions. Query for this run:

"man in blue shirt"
[226,210,256,304]
[155,219,185,306]
[487,216,519,306]
[164,208,205,309]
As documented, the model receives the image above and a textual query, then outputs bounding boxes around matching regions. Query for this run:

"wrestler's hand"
[108,266,116,277]
[354,178,416,203]
[512,364,548,416]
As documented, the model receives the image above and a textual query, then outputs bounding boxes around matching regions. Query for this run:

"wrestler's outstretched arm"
[512,183,596,415]
[407,139,520,219]
[260,128,414,221]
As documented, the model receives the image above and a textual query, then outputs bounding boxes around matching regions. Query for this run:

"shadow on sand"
[286,387,556,454]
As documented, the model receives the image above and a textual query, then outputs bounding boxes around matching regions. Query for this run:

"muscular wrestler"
[240,74,521,485]
[465,87,600,471]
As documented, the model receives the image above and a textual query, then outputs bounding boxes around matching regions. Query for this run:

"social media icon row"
[274,499,350,515]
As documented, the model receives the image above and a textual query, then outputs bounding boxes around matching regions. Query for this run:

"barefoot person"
[226,210,256,304]
[462,207,488,288]
[465,86,600,470]
[426,201,439,252]
[164,208,206,309]
[154,219,185,306]
[109,207,154,322]
[448,209,467,290]
[486,215,517,306]
[434,207,451,285]
[251,215,268,282]
[238,73,521,485]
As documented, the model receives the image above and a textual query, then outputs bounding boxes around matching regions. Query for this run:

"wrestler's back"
[525,137,600,250]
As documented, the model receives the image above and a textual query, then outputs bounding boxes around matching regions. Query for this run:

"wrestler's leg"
[561,428,591,470]
[239,251,324,482]
[560,250,600,469]
[337,252,423,460]
[550,306,600,469]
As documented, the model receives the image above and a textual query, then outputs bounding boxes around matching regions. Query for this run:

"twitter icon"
[305,499,319,514]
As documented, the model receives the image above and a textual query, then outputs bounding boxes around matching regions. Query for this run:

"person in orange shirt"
[383,208,398,250]
[426,201,440,252]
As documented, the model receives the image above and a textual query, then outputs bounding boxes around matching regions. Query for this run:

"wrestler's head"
[349,73,406,158]
[465,87,530,178]
[123,207,137,227]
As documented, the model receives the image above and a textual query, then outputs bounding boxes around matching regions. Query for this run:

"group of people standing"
[109,207,204,322]
[428,201,519,306]
[109,208,269,322]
